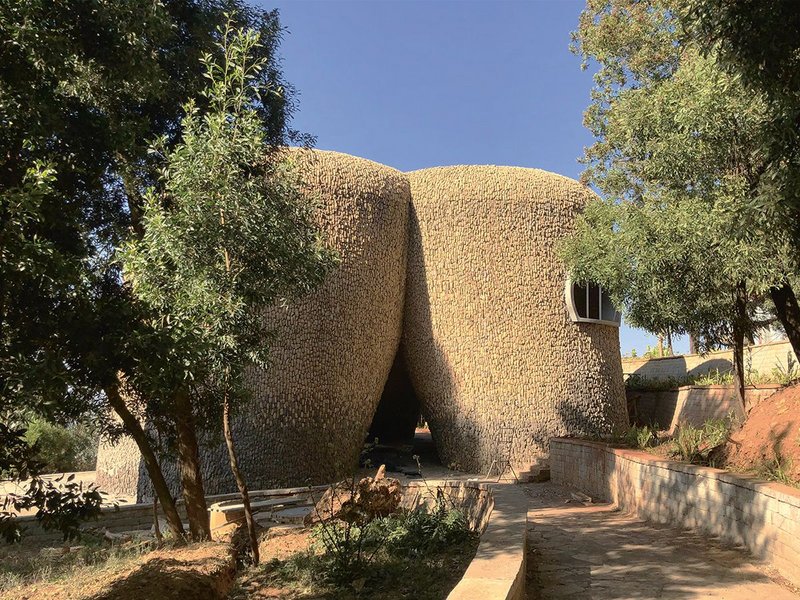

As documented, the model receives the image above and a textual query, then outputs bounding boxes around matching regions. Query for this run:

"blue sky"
[263,0,689,356]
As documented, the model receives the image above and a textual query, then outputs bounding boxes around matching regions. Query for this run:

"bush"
[671,418,731,464]
[624,425,657,450]
[24,419,98,474]
[311,491,471,583]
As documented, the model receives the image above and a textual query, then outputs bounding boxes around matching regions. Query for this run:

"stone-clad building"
[96,150,626,499]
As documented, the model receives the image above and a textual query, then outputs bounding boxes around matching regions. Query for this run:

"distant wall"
[628,384,782,431]
[551,438,800,587]
[622,340,797,381]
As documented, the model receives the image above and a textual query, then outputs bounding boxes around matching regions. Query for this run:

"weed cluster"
[671,418,732,464]
[622,425,657,449]
[311,489,470,584]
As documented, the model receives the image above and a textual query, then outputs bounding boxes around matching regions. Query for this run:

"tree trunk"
[104,384,185,540]
[173,388,210,540]
[657,334,664,357]
[153,496,163,545]
[732,282,748,413]
[770,280,800,360]
[223,391,260,564]
[688,334,697,355]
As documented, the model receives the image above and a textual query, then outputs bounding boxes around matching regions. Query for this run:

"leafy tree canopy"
[565,0,800,405]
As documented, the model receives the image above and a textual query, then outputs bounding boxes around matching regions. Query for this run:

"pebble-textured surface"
[403,166,627,475]
[96,149,410,497]
[96,154,628,498]
[194,149,410,492]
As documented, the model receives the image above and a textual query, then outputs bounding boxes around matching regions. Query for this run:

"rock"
[570,491,592,505]
[306,464,402,526]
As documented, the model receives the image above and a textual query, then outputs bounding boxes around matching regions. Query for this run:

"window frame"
[564,277,621,327]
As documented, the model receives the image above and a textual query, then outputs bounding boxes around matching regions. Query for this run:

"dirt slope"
[722,383,800,483]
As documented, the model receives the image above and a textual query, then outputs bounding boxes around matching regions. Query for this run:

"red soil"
[8,543,236,600]
[722,383,800,482]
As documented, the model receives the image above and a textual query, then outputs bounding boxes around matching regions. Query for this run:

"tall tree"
[121,22,336,558]
[0,0,304,540]
[679,0,800,361]
[565,0,795,408]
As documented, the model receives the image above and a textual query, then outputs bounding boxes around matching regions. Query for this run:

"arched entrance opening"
[366,346,443,473]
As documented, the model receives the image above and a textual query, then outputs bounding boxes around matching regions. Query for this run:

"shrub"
[24,419,98,474]
[311,491,471,583]
[671,418,731,464]
[624,425,657,449]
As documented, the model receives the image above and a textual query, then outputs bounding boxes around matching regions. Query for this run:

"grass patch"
[232,534,478,599]
[0,537,156,595]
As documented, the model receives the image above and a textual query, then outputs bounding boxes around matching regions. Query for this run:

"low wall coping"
[622,339,793,364]
[447,482,527,600]
[627,384,783,392]
[552,437,800,510]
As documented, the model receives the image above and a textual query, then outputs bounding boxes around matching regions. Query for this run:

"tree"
[1,0,303,540]
[679,0,800,362]
[565,0,796,408]
[121,21,337,560]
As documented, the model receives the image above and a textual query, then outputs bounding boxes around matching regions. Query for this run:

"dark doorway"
[369,347,420,443]
[364,346,444,476]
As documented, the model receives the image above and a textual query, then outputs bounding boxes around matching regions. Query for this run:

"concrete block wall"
[622,340,797,381]
[551,438,800,587]
[447,484,527,600]
[628,384,782,431]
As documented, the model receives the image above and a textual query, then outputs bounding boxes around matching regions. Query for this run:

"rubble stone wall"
[97,149,410,498]
[96,153,626,497]
[403,166,627,474]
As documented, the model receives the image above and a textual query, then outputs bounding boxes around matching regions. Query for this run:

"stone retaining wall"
[622,340,797,381]
[550,438,800,587]
[628,384,782,431]
[447,483,527,600]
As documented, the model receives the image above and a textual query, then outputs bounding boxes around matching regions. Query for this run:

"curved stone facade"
[96,153,626,498]
[198,150,410,492]
[402,166,627,474]
[97,149,410,498]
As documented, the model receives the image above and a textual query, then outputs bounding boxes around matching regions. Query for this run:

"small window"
[565,279,621,326]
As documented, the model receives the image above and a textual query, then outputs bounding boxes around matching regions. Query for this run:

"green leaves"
[564,0,796,348]
[121,19,336,423]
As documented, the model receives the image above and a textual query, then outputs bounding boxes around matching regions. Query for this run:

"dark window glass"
[601,289,617,322]
[572,281,587,318]
[588,283,601,320]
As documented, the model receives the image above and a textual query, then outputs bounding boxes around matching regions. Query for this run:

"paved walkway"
[524,482,799,600]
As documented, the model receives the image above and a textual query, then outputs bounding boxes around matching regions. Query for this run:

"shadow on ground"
[524,482,798,600]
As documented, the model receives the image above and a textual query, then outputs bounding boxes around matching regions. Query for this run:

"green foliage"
[770,354,800,386]
[680,1,800,242]
[1,0,304,538]
[24,418,98,474]
[378,504,470,558]
[624,425,657,450]
[121,20,336,437]
[642,345,673,359]
[671,418,731,464]
[311,503,471,585]
[243,528,478,600]
[0,421,103,543]
[758,452,796,487]
[564,0,794,358]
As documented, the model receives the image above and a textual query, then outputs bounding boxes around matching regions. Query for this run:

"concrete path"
[524,482,799,600]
